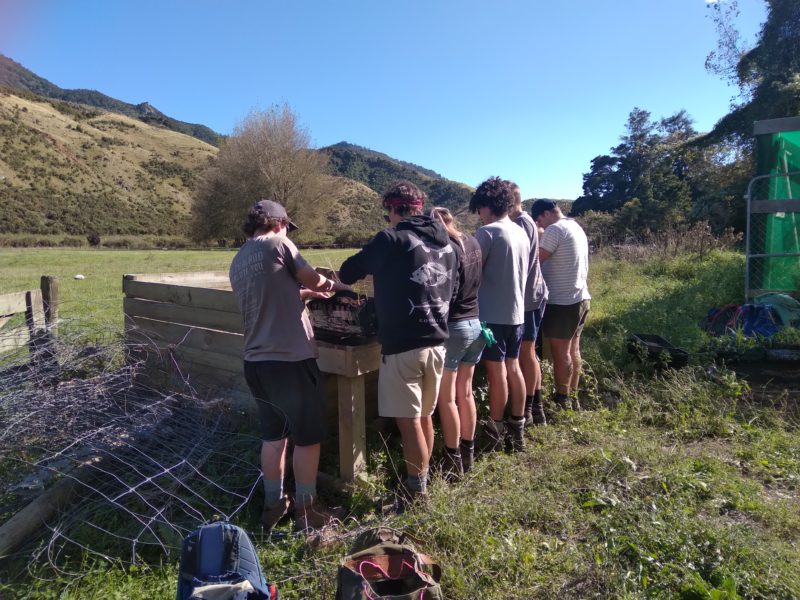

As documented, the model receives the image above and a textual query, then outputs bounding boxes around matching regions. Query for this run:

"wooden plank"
[126,329,243,374]
[337,375,367,482]
[126,271,229,285]
[0,326,30,355]
[0,470,78,559]
[0,291,28,317]
[125,316,244,357]
[40,276,60,336]
[124,297,244,333]
[25,290,44,338]
[316,341,382,378]
[123,279,239,313]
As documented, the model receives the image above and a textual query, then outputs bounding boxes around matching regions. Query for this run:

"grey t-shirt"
[513,211,548,311]
[229,234,317,362]
[475,216,530,325]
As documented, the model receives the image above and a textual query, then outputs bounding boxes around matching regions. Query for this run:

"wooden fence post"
[40,276,59,336]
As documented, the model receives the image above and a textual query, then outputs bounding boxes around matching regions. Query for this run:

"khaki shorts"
[378,345,445,418]
[541,299,590,340]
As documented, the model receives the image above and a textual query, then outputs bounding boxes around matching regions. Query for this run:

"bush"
[87,232,101,246]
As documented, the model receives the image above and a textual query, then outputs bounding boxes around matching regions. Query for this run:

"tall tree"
[706,0,800,143]
[573,108,695,232]
[191,105,332,241]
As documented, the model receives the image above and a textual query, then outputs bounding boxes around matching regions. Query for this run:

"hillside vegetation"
[0,54,220,146]
[0,90,217,237]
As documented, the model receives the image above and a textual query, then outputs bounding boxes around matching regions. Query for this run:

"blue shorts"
[522,306,546,342]
[481,323,524,362]
[443,319,485,370]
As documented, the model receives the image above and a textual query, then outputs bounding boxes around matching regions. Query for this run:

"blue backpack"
[176,521,279,600]
[734,304,781,338]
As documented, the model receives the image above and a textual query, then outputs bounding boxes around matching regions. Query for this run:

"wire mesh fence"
[745,171,800,298]
[0,309,264,575]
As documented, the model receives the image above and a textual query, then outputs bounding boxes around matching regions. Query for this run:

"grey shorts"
[540,300,590,340]
[243,358,327,446]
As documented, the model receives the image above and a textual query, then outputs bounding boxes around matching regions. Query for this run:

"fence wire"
[746,172,800,298]
[0,310,263,575]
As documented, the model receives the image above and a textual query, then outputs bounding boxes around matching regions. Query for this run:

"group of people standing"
[228,178,590,534]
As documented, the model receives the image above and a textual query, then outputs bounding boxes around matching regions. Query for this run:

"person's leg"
[455,363,477,473]
[505,357,526,418]
[437,368,460,448]
[568,332,582,393]
[261,438,288,481]
[549,337,573,396]
[421,414,435,466]
[292,442,321,503]
[520,340,537,396]
[455,363,477,441]
[395,416,429,491]
[484,359,508,421]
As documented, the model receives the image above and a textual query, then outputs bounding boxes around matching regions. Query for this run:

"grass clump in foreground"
[2,249,799,599]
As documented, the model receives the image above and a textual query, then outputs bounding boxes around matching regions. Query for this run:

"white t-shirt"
[539,218,591,306]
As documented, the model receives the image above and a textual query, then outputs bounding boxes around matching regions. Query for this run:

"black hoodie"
[339,215,459,355]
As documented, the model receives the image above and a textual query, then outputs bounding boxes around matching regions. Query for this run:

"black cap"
[530,199,557,220]
[253,199,298,231]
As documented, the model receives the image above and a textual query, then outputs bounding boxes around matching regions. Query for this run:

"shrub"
[86,232,101,246]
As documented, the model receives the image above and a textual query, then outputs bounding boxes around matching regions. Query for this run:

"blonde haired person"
[429,207,485,478]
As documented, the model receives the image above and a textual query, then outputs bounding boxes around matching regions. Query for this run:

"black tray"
[627,333,689,368]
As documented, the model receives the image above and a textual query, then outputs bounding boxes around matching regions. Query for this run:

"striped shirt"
[539,218,591,306]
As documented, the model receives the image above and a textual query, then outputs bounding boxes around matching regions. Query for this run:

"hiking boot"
[505,418,526,453]
[459,442,474,474]
[530,397,547,426]
[441,450,464,483]
[293,500,344,533]
[570,394,582,411]
[553,394,571,411]
[524,396,534,428]
[480,420,505,453]
[261,495,291,532]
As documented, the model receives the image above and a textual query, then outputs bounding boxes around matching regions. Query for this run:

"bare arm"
[296,264,351,294]
[539,248,552,263]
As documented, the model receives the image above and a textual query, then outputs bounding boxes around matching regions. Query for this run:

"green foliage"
[322,142,473,215]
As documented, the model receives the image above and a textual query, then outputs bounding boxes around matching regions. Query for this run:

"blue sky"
[1,0,766,199]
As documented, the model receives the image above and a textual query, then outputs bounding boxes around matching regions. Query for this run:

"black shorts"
[243,358,327,446]
[541,300,590,340]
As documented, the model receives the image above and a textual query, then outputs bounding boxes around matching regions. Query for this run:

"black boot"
[505,417,526,453]
[441,447,464,483]
[530,392,547,426]
[523,395,534,427]
[459,440,474,473]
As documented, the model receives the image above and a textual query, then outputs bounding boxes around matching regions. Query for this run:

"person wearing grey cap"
[530,199,591,412]
[229,198,351,534]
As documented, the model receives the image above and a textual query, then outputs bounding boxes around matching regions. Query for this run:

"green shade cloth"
[754,130,800,291]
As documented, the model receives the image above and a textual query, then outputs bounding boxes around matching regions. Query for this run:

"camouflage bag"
[336,527,444,600]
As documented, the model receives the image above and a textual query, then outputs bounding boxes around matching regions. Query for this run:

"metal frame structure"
[745,171,800,300]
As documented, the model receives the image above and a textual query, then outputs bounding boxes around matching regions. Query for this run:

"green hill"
[321,141,475,217]
[0,54,221,146]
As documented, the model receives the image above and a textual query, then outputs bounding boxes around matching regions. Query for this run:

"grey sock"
[263,478,283,508]
[295,482,316,507]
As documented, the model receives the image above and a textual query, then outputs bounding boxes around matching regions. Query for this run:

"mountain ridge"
[0,54,221,146]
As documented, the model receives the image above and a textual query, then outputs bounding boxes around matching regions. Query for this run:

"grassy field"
[0,247,356,336]
[1,247,799,599]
